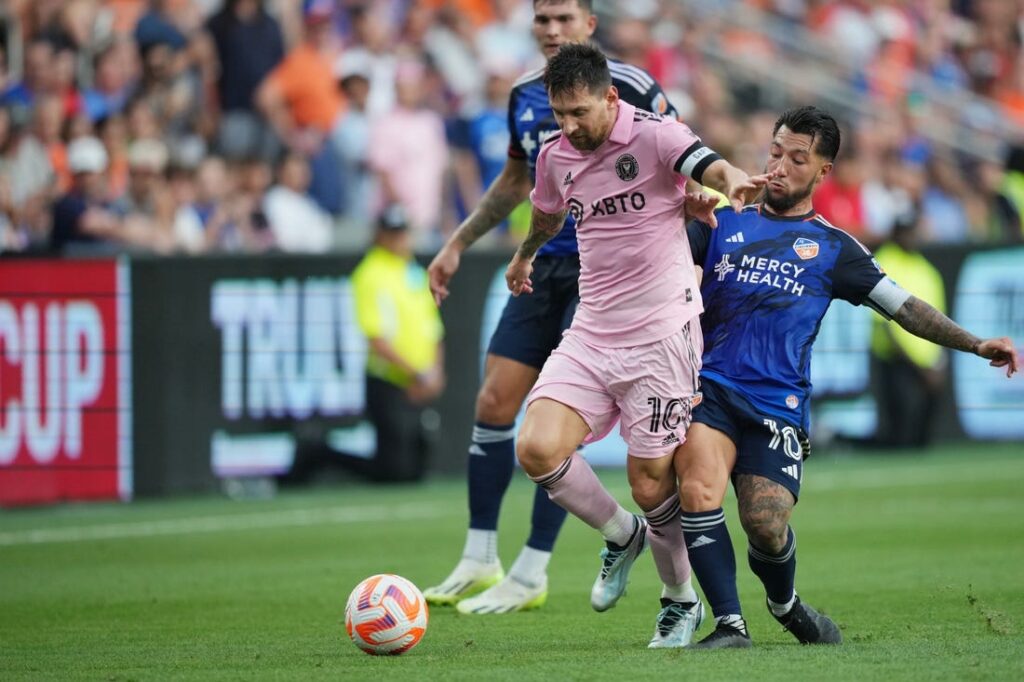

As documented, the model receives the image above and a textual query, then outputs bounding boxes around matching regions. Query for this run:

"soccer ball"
[345,574,429,655]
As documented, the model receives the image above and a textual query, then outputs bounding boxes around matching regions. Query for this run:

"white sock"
[462,528,499,565]
[598,506,635,546]
[768,592,798,616]
[716,614,748,635]
[508,546,551,588]
[661,580,699,604]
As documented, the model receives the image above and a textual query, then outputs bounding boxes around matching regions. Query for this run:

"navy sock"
[680,508,742,618]
[748,526,797,605]
[468,422,516,530]
[525,483,568,552]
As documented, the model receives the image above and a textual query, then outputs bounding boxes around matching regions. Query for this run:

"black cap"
[377,204,409,232]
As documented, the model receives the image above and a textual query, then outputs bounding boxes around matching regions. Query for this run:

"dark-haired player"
[679,105,1019,648]
[425,0,681,615]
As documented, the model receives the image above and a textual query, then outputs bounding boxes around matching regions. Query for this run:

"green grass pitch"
[2,443,1022,681]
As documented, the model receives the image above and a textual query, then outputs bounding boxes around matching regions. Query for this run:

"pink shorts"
[527,318,704,458]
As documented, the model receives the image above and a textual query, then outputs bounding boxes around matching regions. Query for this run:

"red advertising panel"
[0,260,131,506]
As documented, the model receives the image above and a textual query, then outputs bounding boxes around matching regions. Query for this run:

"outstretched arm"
[427,157,531,305]
[892,295,1018,377]
[505,205,567,296]
[700,159,774,213]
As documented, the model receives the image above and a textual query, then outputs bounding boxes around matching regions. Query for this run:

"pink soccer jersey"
[531,101,710,348]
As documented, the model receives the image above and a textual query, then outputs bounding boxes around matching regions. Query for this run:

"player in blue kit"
[424,0,679,614]
[678,106,1019,648]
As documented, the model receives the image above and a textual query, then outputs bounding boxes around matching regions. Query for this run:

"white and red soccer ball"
[345,574,428,655]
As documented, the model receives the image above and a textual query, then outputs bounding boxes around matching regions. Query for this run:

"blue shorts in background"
[487,255,580,370]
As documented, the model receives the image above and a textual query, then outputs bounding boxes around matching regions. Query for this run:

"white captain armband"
[865,276,911,319]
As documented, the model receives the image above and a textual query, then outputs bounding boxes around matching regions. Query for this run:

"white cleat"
[591,515,648,612]
[456,574,548,614]
[648,599,705,648]
[423,558,504,606]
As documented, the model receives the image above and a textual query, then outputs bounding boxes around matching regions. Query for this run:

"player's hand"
[975,337,1019,377]
[505,253,534,296]
[728,171,776,213]
[428,243,461,306]
[683,191,720,228]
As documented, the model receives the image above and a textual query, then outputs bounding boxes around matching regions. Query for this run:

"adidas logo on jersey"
[520,107,535,122]
[725,232,745,243]
[563,171,574,186]
[660,432,679,447]
[687,535,716,549]
[782,464,800,480]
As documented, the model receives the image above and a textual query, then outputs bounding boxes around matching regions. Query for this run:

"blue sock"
[681,508,742,618]
[748,526,797,605]
[525,483,567,552]
[468,422,516,530]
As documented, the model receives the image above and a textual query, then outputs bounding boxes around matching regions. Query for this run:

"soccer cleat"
[455,574,548,614]
[648,598,705,648]
[688,621,753,649]
[590,515,648,612]
[771,596,842,644]
[422,558,504,606]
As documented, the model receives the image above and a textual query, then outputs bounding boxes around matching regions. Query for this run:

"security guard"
[352,204,445,481]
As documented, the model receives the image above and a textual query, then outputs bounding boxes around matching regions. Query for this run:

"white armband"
[866,276,911,319]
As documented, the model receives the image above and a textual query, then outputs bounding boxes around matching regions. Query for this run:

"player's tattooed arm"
[453,157,532,250]
[517,206,567,260]
[893,296,1019,376]
[893,296,981,353]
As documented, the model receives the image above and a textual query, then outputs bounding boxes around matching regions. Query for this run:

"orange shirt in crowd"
[266,44,345,133]
[419,0,493,26]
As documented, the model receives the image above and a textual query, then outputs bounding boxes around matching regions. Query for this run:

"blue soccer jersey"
[508,60,677,257]
[688,206,887,431]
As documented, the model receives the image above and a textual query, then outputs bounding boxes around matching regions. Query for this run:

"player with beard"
[506,44,769,647]
[678,105,1019,648]
[424,0,682,615]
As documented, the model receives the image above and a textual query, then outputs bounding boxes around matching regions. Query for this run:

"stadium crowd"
[1,0,1024,256]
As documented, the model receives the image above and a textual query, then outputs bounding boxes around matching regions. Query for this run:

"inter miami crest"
[615,153,639,181]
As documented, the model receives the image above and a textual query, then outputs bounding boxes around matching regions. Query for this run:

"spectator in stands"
[173,155,262,253]
[112,137,176,249]
[331,54,375,247]
[870,212,947,447]
[34,94,70,193]
[921,153,975,243]
[368,58,449,250]
[813,141,868,238]
[0,104,54,251]
[207,0,284,161]
[97,113,131,200]
[256,0,344,214]
[343,4,398,117]
[351,204,445,483]
[82,40,138,123]
[970,157,1022,244]
[50,136,142,253]
[1,38,56,109]
[449,58,515,245]
[263,152,333,253]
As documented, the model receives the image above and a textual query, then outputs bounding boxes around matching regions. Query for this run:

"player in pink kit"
[506,43,770,648]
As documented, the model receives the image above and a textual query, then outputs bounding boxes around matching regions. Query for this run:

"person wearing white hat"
[50,136,156,253]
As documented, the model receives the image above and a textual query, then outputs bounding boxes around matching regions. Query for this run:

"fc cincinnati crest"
[615,154,639,181]
[792,238,819,260]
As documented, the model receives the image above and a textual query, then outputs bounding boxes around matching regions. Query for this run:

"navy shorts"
[487,255,580,370]
[691,377,809,501]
